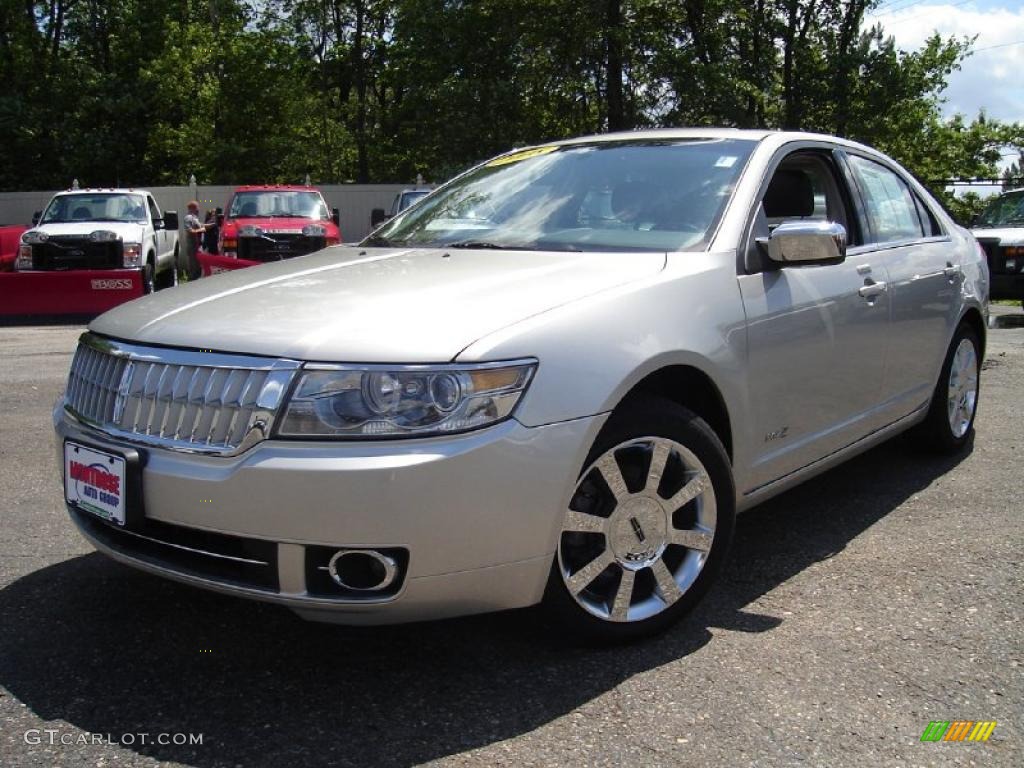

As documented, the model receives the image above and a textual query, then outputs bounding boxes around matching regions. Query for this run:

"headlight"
[15,244,33,270]
[122,242,142,268]
[277,361,536,438]
[302,223,327,237]
[22,230,48,244]
[89,230,118,242]
[239,225,263,237]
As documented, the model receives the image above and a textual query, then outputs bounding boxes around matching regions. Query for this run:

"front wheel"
[913,322,981,453]
[141,260,155,294]
[542,396,735,643]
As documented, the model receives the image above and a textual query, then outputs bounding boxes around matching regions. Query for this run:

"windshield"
[395,190,430,214]
[228,191,329,220]
[976,191,1024,228]
[365,139,754,252]
[41,193,148,224]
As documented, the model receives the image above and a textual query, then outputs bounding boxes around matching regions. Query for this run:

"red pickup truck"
[197,185,342,276]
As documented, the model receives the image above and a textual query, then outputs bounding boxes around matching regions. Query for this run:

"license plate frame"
[64,439,145,528]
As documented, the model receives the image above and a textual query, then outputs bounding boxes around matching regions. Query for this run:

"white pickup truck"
[16,188,179,292]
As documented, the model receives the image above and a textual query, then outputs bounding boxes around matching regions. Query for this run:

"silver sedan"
[54,129,987,641]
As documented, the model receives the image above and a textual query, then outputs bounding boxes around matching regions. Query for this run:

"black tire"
[154,257,177,290]
[541,395,735,644]
[912,322,981,453]
[141,259,155,294]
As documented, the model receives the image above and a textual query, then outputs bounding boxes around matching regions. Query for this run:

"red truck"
[197,185,342,276]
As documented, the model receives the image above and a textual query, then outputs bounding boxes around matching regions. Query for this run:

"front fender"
[457,251,749,431]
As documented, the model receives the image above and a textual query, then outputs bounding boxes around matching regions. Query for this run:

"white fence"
[0,184,427,243]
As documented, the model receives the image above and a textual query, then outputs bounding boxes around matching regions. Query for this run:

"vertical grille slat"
[63,338,295,454]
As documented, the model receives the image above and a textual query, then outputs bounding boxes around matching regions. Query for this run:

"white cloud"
[867,3,1024,123]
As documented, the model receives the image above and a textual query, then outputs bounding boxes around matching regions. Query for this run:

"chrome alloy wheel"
[947,337,978,438]
[558,437,717,623]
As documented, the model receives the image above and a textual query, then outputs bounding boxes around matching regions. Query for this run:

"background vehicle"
[0,223,27,272]
[370,188,432,227]
[198,185,341,276]
[973,188,1024,307]
[55,130,987,642]
[2,189,178,316]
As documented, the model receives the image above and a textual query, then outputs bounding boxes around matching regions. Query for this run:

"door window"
[848,155,924,244]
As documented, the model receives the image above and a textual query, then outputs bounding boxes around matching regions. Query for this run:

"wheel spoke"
[596,454,629,502]
[664,472,707,511]
[669,527,712,552]
[564,509,606,534]
[610,568,636,621]
[645,440,671,493]
[566,548,615,596]
[650,559,683,604]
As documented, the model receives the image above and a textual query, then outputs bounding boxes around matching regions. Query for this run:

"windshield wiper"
[447,239,582,252]
[450,239,544,250]
[363,235,394,247]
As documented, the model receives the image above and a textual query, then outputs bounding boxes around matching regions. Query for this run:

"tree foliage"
[0,0,1021,191]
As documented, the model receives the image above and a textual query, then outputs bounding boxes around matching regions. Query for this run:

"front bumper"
[55,407,604,624]
[990,273,1024,301]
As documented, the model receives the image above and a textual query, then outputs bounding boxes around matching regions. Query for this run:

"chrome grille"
[65,334,301,455]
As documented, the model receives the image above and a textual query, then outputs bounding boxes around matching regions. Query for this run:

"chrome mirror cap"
[767,220,847,263]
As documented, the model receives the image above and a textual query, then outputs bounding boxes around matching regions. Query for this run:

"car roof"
[535,127,884,156]
[232,185,322,192]
[55,188,152,195]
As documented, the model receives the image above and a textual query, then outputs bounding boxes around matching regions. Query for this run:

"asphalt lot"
[0,310,1021,768]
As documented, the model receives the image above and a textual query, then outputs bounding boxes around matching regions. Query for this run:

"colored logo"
[920,721,997,742]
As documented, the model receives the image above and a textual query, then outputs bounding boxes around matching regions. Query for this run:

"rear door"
[738,147,891,490]
[843,153,960,421]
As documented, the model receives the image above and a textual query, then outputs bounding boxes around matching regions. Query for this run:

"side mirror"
[370,208,390,227]
[763,220,847,264]
[32,211,41,225]
[332,207,340,226]
[163,211,179,230]
[969,213,979,227]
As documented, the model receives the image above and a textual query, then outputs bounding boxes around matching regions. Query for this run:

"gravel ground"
[0,309,1021,768]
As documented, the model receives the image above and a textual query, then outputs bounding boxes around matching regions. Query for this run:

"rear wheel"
[913,322,981,453]
[542,396,735,643]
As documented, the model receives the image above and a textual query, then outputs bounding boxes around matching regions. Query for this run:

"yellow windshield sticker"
[486,146,558,167]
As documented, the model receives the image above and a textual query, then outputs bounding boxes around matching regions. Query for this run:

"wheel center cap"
[610,497,667,566]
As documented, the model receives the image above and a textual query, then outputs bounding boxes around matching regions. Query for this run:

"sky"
[867,1,1024,124]
[866,1,1024,188]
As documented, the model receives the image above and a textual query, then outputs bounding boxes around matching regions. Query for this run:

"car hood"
[32,222,146,240]
[224,216,335,234]
[972,226,1024,244]
[90,246,666,362]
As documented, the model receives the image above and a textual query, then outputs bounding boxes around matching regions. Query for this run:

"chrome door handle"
[858,280,888,298]
[943,263,960,278]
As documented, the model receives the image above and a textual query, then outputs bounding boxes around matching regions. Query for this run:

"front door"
[738,149,891,491]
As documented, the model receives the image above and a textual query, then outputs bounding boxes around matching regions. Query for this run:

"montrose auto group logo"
[68,458,121,509]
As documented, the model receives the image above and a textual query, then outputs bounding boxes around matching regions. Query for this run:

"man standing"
[183,200,206,279]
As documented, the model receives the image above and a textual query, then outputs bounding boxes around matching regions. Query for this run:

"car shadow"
[0,437,969,767]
